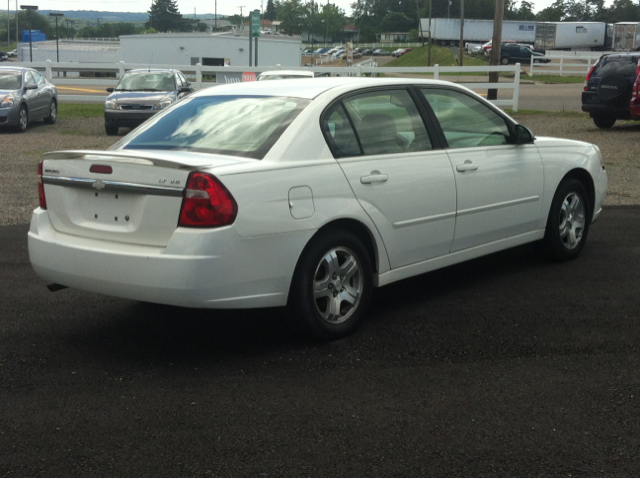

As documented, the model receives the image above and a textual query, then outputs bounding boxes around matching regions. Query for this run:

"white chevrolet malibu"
[29,78,607,339]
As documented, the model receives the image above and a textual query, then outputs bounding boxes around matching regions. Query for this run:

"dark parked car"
[582,52,640,129]
[499,44,550,64]
[0,66,58,132]
[104,68,194,136]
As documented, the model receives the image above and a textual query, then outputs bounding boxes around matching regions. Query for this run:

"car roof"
[601,52,640,59]
[0,66,28,72]
[194,77,464,100]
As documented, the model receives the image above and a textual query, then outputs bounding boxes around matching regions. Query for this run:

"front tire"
[43,99,57,124]
[105,123,119,136]
[500,56,509,65]
[540,179,591,261]
[290,229,373,340]
[15,105,28,132]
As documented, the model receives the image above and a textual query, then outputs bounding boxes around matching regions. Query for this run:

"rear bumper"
[28,209,312,309]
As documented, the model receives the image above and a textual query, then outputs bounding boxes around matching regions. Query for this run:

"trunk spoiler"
[42,150,239,170]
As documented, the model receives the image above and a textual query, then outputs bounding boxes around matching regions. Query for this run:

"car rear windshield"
[0,71,21,90]
[593,56,639,78]
[118,95,309,159]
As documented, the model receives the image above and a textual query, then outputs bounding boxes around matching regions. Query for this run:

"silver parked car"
[104,68,194,136]
[0,66,58,132]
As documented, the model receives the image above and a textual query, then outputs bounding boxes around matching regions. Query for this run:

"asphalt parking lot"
[2,86,640,475]
[2,206,640,476]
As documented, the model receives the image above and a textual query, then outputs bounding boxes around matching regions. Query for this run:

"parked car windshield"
[115,72,175,92]
[0,71,21,90]
[593,56,639,78]
[118,95,309,159]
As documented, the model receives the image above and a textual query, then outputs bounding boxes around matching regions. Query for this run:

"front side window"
[24,71,35,86]
[117,95,309,160]
[342,89,432,156]
[31,70,45,85]
[420,88,511,149]
[116,72,176,92]
[322,103,361,158]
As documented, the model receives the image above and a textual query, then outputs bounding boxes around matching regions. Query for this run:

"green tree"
[265,0,278,21]
[277,0,307,34]
[148,0,183,32]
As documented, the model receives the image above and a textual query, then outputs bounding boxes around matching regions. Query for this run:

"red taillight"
[178,172,237,228]
[90,164,113,174]
[38,161,47,210]
[584,62,598,91]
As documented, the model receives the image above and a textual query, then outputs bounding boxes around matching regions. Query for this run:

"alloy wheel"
[559,192,586,250]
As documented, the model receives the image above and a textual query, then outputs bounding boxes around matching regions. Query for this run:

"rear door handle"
[360,173,388,184]
[456,161,478,172]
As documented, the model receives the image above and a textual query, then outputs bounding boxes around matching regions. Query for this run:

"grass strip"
[58,103,104,119]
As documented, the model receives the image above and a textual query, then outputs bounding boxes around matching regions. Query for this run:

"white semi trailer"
[419,18,536,46]
[534,22,607,50]
[612,22,640,51]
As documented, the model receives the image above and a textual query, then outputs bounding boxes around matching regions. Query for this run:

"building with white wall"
[18,32,302,67]
[120,32,301,67]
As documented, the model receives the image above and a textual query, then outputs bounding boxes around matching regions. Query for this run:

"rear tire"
[105,124,119,136]
[540,179,591,262]
[592,115,616,129]
[500,56,509,65]
[289,229,373,340]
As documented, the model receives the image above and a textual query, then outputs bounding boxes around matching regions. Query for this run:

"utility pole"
[458,0,464,66]
[427,0,432,66]
[49,13,63,62]
[20,5,37,62]
[239,6,245,33]
[15,0,18,45]
[415,0,423,47]
[488,0,505,100]
[215,0,217,31]
[7,0,9,47]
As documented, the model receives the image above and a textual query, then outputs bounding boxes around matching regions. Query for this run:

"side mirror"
[24,83,38,90]
[106,87,114,93]
[514,124,535,144]
[179,87,192,93]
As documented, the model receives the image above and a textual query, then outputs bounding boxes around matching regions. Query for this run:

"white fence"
[20,59,523,112]
[529,51,612,76]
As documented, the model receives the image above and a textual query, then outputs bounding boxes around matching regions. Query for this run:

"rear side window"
[593,56,639,78]
[342,89,432,156]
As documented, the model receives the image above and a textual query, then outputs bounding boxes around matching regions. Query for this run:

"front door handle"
[456,161,478,172]
[360,173,388,184]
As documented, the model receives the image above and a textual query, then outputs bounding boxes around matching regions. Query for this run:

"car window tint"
[24,71,35,85]
[593,56,639,77]
[31,70,45,85]
[342,89,432,155]
[420,88,510,149]
[0,71,21,89]
[322,103,361,158]
[118,95,309,160]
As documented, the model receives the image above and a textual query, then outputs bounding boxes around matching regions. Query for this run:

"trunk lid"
[41,149,251,247]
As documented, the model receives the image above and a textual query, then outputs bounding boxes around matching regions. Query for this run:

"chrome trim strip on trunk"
[42,176,184,197]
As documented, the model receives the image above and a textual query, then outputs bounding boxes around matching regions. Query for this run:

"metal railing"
[20,59,523,112]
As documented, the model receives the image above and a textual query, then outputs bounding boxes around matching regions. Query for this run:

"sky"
[16,0,596,20]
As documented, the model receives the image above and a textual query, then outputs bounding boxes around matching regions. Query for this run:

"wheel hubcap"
[559,192,586,250]
[50,102,56,120]
[312,247,363,324]
[19,109,27,129]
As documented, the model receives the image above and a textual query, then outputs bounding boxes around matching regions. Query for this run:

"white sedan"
[28,78,607,339]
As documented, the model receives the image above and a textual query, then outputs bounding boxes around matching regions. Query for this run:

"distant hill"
[35,10,227,23]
